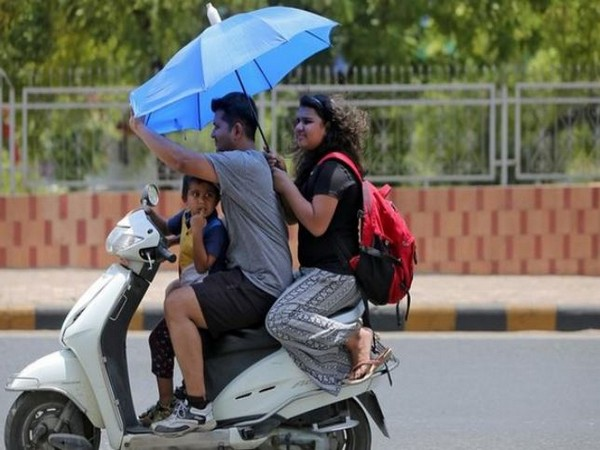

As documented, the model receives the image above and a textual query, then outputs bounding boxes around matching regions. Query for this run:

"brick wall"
[1,185,598,275]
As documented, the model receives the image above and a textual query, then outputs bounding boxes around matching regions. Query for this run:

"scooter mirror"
[141,184,160,207]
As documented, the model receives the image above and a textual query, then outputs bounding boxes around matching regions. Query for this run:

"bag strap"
[318,152,363,182]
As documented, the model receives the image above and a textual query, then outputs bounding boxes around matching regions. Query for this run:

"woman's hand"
[265,153,287,172]
[271,167,291,194]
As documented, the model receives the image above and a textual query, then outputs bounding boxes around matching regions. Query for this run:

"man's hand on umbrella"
[128,108,146,135]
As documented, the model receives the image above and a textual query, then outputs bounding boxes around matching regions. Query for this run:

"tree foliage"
[1,0,599,89]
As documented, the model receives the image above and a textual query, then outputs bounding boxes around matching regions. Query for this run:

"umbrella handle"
[234,70,271,153]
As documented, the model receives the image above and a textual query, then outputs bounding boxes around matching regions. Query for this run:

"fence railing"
[2,78,600,192]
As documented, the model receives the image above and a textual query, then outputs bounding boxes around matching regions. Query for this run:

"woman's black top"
[297,159,361,274]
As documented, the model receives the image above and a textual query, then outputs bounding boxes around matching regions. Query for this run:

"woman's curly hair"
[292,94,370,188]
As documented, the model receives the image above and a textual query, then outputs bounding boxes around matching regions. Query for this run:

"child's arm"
[190,214,216,273]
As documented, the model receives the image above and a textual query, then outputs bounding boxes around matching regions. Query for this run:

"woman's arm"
[272,168,337,237]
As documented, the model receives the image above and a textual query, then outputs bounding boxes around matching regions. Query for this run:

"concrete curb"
[1,306,600,332]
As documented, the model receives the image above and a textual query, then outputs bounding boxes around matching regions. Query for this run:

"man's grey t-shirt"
[205,150,293,297]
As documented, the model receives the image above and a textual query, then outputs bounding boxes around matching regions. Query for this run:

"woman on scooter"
[266,94,391,395]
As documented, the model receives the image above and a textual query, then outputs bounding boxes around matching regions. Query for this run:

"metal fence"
[2,76,600,192]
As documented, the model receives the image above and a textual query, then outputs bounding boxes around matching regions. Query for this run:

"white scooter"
[4,185,398,450]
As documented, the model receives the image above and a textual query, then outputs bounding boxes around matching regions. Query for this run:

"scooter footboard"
[6,349,104,428]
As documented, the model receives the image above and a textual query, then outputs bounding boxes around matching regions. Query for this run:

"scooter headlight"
[105,227,143,255]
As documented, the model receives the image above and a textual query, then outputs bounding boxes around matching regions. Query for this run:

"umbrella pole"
[235,70,271,153]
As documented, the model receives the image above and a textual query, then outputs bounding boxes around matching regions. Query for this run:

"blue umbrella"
[129,5,338,136]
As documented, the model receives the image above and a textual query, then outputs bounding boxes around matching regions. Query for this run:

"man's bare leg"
[163,286,208,399]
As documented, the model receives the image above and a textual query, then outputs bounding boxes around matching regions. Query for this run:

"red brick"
[554,210,575,234]
[59,194,68,219]
[0,197,5,221]
[37,246,61,266]
[433,211,441,237]
[453,187,480,212]
[527,210,549,234]
[563,188,572,209]
[454,236,478,261]
[571,235,592,259]
[593,187,600,208]
[28,196,36,220]
[20,221,45,246]
[497,259,521,274]
[583,209,600,234]
[29,247,37,267]
[468,260,493,274]
[448,189,456,211]
[67,193,92,220]
[571,187,593,209]
[60,245,69,265]
[44,220,53,245]
[469,211,492,236]
[506,236,514,259]
[462,212,470,235]
[410,212,434,237]
[540,235,563,259]
[76,219,86,245]
[425,188,451,212]
[9,197,29,222]
[87,220,107,245]
[576,210,585,234]
[513,236,535,259]
[37,195,61,221]
[497,210,520,236]
[447,238,456,261]
[12,222,22,246]
[482,187,508,211]
[91,194,100,219]
[0,247,6,266]
[525,259,550,274]
[540,187,564,209]
[511,186,538,210]
[519,210,528,234]
[440,211,463,237]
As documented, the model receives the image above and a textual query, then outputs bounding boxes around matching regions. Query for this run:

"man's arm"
[129,113,218,183]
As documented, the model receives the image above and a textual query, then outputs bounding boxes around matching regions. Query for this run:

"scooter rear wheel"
[4,391,100,450]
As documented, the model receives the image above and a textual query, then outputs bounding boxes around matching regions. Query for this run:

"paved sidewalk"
[0,268,599,331]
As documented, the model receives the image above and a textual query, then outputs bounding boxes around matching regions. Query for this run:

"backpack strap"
[318,152,363,182]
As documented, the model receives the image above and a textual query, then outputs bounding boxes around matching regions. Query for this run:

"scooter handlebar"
[157,245,177,263]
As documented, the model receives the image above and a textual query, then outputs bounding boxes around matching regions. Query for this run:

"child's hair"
[181,175,220,201]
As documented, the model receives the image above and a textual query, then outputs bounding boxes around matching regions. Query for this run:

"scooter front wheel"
[4,391,100,450]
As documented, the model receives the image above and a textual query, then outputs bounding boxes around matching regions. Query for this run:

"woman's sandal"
[344,347,393,385]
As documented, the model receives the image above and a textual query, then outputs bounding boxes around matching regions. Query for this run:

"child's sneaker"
[138,399,175,427]
[151,399,216,436]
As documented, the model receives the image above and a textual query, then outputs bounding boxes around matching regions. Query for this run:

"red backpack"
[319,152,417,322]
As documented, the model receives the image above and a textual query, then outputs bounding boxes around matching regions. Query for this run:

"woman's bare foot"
[345,327,374,381]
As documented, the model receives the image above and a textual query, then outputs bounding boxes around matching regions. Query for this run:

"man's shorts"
[191,268,276,338]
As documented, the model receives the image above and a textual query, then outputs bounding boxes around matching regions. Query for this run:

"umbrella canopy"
[130,6,338,135]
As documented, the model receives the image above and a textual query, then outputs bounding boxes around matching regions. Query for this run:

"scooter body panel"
[60,263,134,448]
[5,349,104,427]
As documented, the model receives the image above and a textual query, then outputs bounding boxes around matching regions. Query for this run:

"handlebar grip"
[157,246,177,263]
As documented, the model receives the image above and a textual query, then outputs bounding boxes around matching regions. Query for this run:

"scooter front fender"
[6,349,104,428]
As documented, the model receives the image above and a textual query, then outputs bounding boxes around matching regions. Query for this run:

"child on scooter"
[139,175,228,426]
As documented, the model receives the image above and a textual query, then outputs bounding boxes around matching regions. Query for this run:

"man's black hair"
[211,92,258,140]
